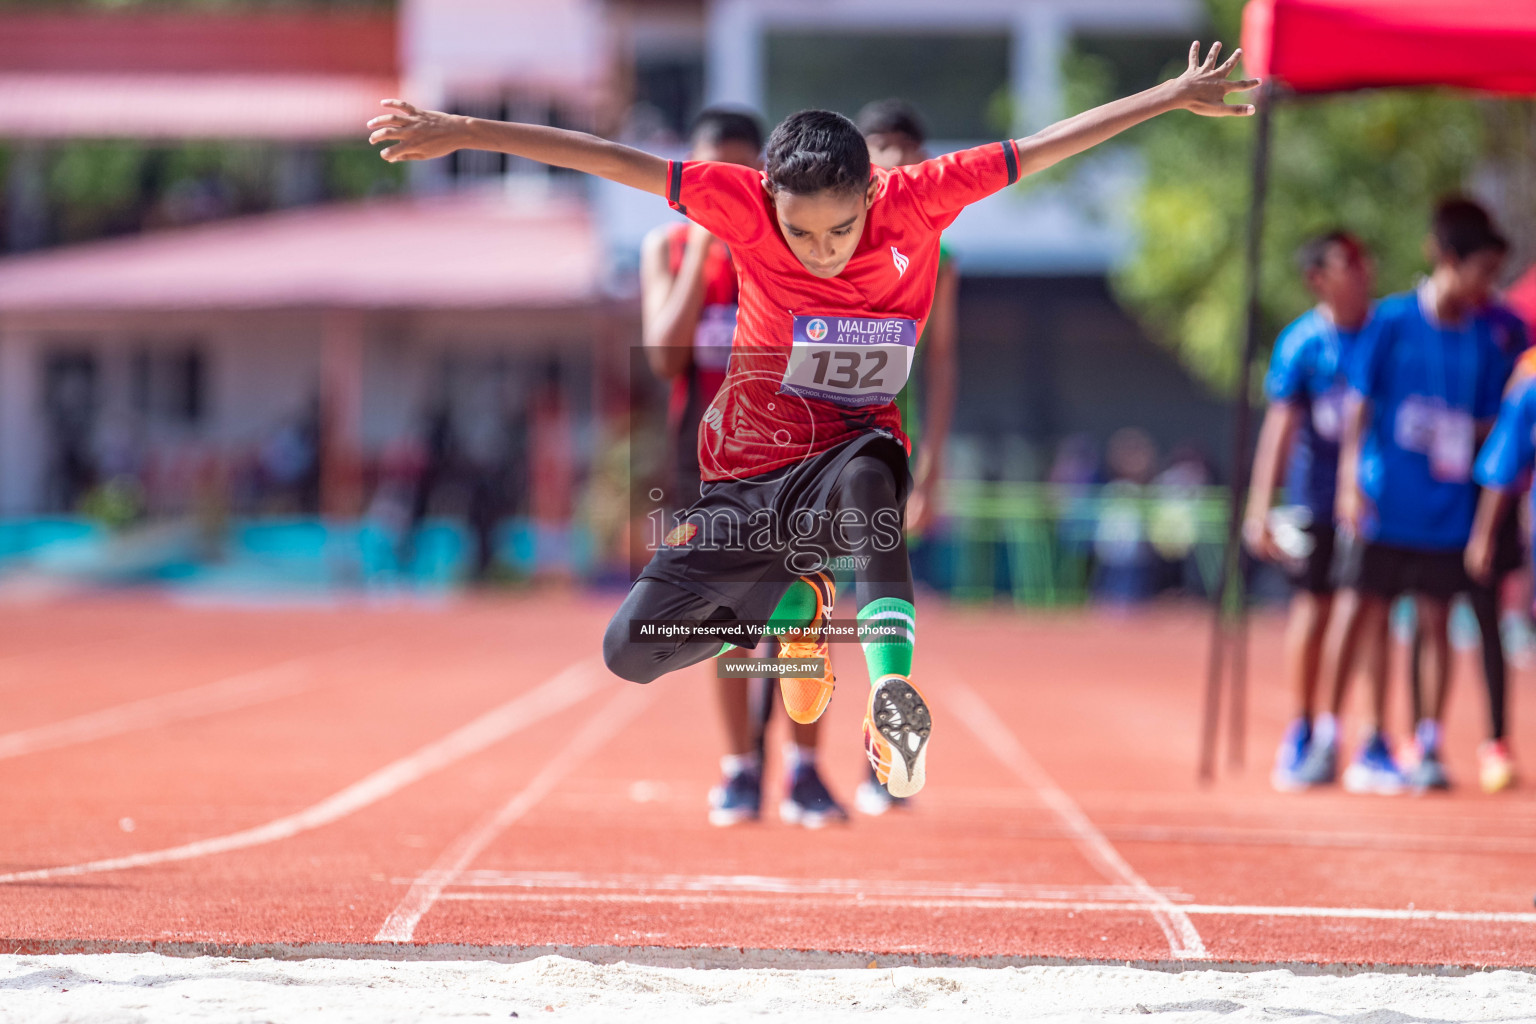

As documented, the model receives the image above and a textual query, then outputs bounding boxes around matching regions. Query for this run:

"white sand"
[2,953,1534,1023]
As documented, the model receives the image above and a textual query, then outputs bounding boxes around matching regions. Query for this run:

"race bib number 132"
[779,315,917,408]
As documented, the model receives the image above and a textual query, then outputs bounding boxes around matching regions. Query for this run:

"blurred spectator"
[1154,442,1214,490]
[1151,441,1215,596]
[1093,428,1160,605]
[1105,427,1158,486]
[1048,434,1102,489]
[257,405,320,514]
[529,364,576,582]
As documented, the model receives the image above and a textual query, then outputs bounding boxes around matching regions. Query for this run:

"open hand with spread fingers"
[1170,42,1261,117]
[367,100,468,162]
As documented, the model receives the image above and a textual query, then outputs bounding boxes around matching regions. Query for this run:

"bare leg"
[1284,590,1332,718]
[1317,588,1370,720]
[715,674,755,757]
[1415,596,1452,726]
[1344,596,1391,728]
[790,719,821,747]
[1362,605,1390,732]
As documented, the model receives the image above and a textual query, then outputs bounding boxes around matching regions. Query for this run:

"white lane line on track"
[0,660,604,886]
[431,870,1191,902]
[946,680,1208,960]
[435,890,1536,924]
[375,683,658,943]
[0,658,316,761]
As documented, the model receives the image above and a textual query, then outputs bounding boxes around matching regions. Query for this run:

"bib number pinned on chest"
[779,315,917,408]
[1395,396,1475,483]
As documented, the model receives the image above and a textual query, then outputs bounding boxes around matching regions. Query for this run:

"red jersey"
[666,140,1020,481]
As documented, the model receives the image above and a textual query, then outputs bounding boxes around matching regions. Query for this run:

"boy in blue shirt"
[1300,198,1510,793]
[1465,320,1534,794]
[1244,231,1376,790]
[1410,272,1527,795]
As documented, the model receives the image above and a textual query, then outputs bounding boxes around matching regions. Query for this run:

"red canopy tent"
[1202,0,1536,779]
[1242,0,1536,96]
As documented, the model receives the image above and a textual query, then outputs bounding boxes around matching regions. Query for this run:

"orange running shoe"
[776,572,837,724]
[863,674,931,798]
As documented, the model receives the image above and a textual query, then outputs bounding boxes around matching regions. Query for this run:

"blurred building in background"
[0,0,1233,601]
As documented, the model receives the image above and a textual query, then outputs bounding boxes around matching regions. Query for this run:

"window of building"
[131,345,206,426]
[764,32,1010,140]
[634,52,705,140]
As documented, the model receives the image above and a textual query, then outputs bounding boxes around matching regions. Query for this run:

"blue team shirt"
[1472,302,1534,509]
[1475,373,1536,495]
[1484,301,1531,366]
[1347,288,1508,550]
[1263,307,1361,520]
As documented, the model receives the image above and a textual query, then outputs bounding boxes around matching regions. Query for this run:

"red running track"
[3,591,1536,968]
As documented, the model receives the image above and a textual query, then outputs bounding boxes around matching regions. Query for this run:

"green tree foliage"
[3,138,403,247]
[1102,0,1487,395]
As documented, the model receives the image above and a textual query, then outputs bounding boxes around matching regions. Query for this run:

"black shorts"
[1331,535,1467,600]
[637,431,912,648]
[1284,522,1338,595]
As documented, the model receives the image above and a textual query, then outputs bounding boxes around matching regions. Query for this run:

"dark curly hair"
[763,109,870,197]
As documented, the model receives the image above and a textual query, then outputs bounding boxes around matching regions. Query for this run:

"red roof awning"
[0,193,604,313]
[0,11,397,140]
[1242,0,1536,95]
[0,12,396,76]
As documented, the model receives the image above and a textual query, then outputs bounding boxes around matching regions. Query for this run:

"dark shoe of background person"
[1409,749,1452,793]
[708,764,763,827]
[1292,733,1338,788]
[779,763,849,829]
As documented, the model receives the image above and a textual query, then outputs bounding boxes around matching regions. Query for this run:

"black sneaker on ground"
[708,766,762,827]
[1409,749,1452,792]
[779,763,849,829]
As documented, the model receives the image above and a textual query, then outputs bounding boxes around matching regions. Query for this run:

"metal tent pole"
[1201,82,1276,781]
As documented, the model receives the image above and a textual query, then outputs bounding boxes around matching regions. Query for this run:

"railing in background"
[0,482,1239,604]
[936,482,1233,607]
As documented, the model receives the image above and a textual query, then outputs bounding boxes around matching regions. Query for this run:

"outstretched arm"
[367,101,668,196]
[1014,42,1259,179]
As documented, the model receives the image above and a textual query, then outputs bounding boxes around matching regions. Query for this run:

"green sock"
[767,578,819,632]
[717,580,818,656]
[858,597,915,683]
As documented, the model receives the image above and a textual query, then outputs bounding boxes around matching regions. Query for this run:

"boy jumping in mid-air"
[639,106,847,828]
[369,42,1257,797]
[1244,231,1378,791]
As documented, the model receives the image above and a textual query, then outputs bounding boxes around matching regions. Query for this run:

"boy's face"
[1307,239,1373,315]
[865,131,924,170]
[768,179,879,279]
[1445,248,1506,309]
[691,137,760,169]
